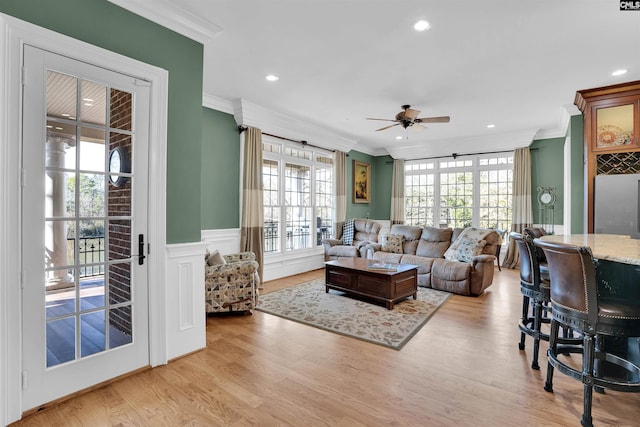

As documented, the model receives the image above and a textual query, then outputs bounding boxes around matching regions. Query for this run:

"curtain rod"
[398,147,538,162]
[237,126,335,153]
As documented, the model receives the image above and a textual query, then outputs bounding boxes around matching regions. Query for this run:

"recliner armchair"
[322,218,382,260]
[205,251,259,314]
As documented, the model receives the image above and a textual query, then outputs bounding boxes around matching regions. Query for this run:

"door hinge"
[22,371,27,390]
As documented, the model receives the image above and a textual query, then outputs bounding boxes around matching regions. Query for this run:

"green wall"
[530,137,565,225]
[371,155,394,220]
[346,150,376,219]
[569,114,585,233]
[201,108,240,229]
[0,0,204,244]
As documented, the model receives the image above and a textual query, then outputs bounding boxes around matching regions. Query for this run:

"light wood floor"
[13,267,640,426]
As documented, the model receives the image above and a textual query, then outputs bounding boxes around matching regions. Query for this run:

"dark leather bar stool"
[534,239,640,427]
[523,227,549,279]
[511,232,550,370]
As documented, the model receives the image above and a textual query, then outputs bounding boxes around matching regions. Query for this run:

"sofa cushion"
[416,227,453,258]
[381,233,404,253]
[342,219,355,245]
[353,219,382,244]
[371,251,403,264]
[327,245,359,258]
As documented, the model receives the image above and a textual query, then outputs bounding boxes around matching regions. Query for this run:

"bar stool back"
[511,232,550,370]
[534,239,640,427]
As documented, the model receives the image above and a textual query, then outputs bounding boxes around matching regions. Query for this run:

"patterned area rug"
[256,279,451,350]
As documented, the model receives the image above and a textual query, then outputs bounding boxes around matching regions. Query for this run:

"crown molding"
[233,99,358,153]
[386,129,538,160]
[533,104,582,140]
[107,0,221,43]
[202,93,233,114]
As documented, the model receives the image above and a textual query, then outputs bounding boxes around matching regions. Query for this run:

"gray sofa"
[366,224,500,296]
[322,218,382,260]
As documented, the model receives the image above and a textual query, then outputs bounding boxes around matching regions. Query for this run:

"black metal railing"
[68,236,105,277]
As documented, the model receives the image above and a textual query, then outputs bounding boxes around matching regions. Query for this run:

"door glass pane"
[109,262,131,304]
[80,80,106,126]
[108,219,131,260]
[47,71,77,119]
[46,317,75,366]
[80,277,105,311]
[110,88,132,131]
[80,311,105,357]
[109,305,133,349]
[44,70,136,367]
[596,104,634,148]
[46,269,76,319]
[79,128,106,172]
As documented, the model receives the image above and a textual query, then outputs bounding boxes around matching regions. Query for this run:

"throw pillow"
[445,237,487,263]
[207,250,226,266]
[381,233,404,254]
[342,219,355,245]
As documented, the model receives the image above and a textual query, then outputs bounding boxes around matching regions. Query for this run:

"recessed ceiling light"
[414,20,431,32]
[395,136,403,140]
[612,69,628,76]
[487,124,496,129]
[265,74,279,82]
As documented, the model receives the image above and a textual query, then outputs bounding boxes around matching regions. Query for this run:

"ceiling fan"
[367,104,450,132]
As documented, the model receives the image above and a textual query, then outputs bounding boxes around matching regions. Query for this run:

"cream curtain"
[502,147,533,269]
[334,151,347,239]
[240,127,264,281]
[390,159,405,225]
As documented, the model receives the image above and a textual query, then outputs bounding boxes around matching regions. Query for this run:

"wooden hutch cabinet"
[575,80,640,233]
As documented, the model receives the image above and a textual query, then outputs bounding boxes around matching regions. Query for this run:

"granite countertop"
[538,234,640,266]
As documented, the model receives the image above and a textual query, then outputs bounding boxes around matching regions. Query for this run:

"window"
[405,154,513,230]
[263,139,333,254]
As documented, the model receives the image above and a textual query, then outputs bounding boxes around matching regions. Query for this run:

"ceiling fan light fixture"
[414,20,431,32]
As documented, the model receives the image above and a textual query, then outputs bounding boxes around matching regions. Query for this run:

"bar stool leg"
[581,334,595,427]
[532,299,543,370]
[519,295,530,351]
[544,319,560,393]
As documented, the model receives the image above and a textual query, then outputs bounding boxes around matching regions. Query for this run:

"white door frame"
[0,14,168,424]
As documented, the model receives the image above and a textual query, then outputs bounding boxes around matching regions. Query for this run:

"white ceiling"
[110,0,640,159]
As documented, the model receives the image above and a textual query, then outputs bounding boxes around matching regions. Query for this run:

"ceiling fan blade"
[375,123,401,131]
[417,116,450,124]
[403,108,420,120]
[412,123,426,132]
[366,118,399,122]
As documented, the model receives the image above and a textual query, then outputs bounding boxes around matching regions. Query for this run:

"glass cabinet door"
[593,101,636,151]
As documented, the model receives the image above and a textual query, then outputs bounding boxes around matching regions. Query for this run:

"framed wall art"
[353,160,371,203]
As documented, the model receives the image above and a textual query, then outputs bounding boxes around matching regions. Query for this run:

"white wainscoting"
[201,228,325,282]
[165,242,208,360]
[201,228,241,255]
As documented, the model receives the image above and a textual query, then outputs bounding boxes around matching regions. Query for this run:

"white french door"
[21,45,150,410]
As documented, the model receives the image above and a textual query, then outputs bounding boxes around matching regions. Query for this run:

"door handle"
[138,234,146,265]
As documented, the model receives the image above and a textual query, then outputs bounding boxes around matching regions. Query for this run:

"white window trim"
[405,153,513,228]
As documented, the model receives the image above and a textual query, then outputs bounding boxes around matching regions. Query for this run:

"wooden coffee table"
[324,258,418,310]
